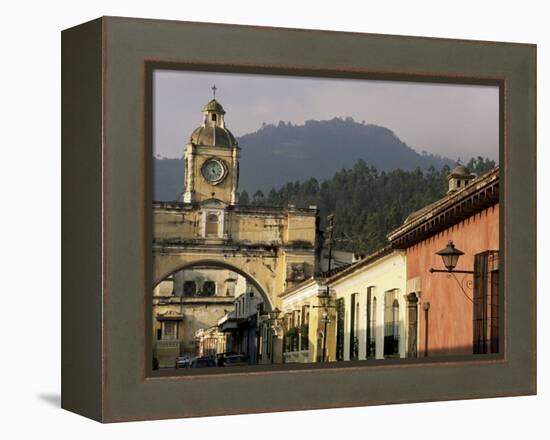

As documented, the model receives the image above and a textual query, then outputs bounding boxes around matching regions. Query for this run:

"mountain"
[153,158,184,202]
[153,117,454,201]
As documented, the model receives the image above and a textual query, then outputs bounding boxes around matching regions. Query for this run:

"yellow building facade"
[279,248,409,364]
[152,97,319,367]
[279,279,337,363]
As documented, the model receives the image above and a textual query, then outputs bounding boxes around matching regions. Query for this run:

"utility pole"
[322,214,335,362]
[325,214,335,277]
[313,214,336,363]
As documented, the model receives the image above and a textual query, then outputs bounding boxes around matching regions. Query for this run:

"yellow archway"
[153,256,276,311]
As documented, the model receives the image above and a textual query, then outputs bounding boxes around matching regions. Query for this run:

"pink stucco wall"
[407,204,499,356]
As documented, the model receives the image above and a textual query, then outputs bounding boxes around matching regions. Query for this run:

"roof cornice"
[387,166,499,249]
[324,246,396,284]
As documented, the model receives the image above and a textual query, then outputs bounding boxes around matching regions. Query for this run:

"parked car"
[216,351,238,367]
[189,357,217,368]
[175,356,191,369]
[223,354,249,367]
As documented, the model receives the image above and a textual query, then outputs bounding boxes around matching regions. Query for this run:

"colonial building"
[218,290,264,364]
[388,165,500,357]
[278,248,408,364]
[326,248,408,361]
[279,278,336,364]
[277,165,499,364]
[152,95,319,367]
[195,326,227,359]
[152,267,249,366]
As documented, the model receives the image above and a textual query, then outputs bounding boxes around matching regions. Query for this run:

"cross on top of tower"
[212,84,217,98]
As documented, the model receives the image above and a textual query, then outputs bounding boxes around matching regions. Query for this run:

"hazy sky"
[153,69,499,162]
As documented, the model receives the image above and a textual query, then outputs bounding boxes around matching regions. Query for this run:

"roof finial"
[212,84,217,99]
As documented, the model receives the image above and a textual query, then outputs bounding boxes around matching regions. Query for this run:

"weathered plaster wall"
[406,204,499,356]
[153,205,318,310]
[280,280,337,363]
[152,298,235,358]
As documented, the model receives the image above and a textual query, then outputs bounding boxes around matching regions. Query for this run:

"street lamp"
[260,307,281,364]
[430,240,473,274]
[429,240,474,304]
[437,240,464,271]
[314,288,335,363]
[320,309,331,361]
[320,310,330,324]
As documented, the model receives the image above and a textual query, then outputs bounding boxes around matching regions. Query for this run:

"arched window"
[202,281,216,297]
[349,293,359,360]
[336,298,345,361]
[183,280,197,297]
[205,213,219,237]
[366,287,376,359]
[301,306,310,351]
[392,299,400,339]
[384,290,400,357]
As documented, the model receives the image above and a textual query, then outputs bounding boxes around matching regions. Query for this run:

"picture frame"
[61,16,536,422]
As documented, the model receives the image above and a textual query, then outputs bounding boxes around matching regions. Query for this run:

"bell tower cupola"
[447,163,476,194]
[202,85,227,129]
[181,86,240,206]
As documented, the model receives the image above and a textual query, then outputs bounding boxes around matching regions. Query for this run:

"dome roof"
[448,164,474,179]
[202,99,225,114]
[190,125,237,148]
[452,164,468,175]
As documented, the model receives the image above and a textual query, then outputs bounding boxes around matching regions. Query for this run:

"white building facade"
[328,249,408,361]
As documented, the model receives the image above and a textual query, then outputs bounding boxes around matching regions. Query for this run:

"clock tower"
[182,91,240,205]
[153,89,320,365]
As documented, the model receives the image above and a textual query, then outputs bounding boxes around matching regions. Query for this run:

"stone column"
[182,143,195,203]
[230,146,240,205]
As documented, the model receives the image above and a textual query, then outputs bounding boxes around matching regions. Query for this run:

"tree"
[242,156,496,254]
[252,190,265,206]
[239,190,250,205]
[466,156,496,176]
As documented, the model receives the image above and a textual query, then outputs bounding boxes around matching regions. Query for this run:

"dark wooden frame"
[62,16,536,422]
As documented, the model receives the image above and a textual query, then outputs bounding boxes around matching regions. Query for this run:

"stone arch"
[153,259,274,311]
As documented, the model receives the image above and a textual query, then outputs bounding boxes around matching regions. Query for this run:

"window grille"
[183,280,197,296]
[473,250,500,354]
[384,290,400,357]
[202,281,216,297]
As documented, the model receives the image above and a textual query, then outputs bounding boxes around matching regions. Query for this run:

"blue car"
[189,357,217,368]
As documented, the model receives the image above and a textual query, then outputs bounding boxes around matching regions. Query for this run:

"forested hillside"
[240,157,496,254]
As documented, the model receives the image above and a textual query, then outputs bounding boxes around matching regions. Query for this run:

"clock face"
[201,158,226,184]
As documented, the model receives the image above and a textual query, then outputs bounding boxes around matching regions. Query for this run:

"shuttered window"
[384,290,400,357]
[473,251,500,354]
